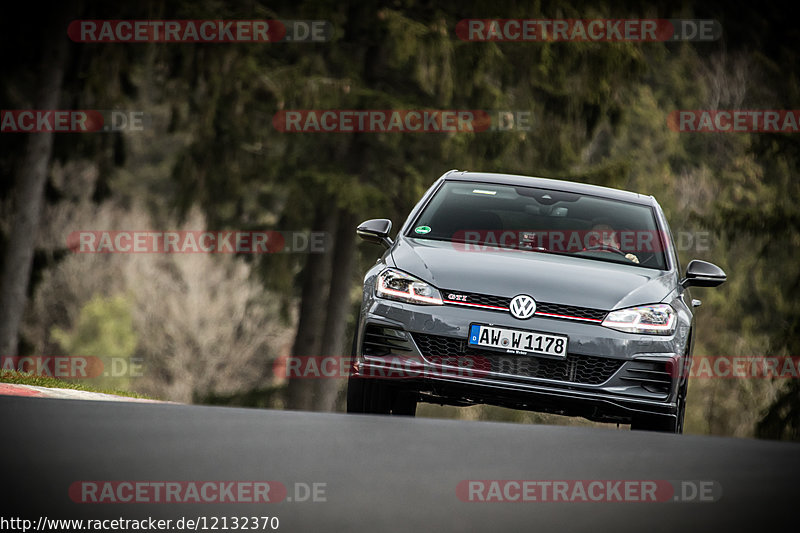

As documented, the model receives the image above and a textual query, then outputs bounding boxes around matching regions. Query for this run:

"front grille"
[441,290,607,323]
[411,333,622,385]
[442,291,510,309]
[534,302,608,322]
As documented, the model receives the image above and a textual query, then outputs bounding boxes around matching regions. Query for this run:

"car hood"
[390,237,675,310]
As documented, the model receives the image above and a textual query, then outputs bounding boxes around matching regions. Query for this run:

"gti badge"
[509,295,536,319]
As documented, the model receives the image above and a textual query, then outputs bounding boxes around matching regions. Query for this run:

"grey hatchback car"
[346,170,726,432]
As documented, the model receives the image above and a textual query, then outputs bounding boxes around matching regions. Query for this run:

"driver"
[588,223,639,264]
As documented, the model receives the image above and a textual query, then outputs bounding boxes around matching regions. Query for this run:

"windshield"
[407,181,668,270]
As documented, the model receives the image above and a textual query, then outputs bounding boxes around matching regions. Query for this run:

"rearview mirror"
[357,219,393,248]
[680,260,727,289]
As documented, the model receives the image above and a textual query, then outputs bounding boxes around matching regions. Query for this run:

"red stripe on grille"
[535,312,603,323]
[442,300,509,311]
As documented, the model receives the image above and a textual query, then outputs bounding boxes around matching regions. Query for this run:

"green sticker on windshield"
[414,225,431,234]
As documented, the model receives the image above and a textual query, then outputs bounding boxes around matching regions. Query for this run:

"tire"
[391,389,418,416]
[346,376,417,416]
[675,378,687,433]
[346,375,388,414]
[346,322,417,416]
[631,414,679,433]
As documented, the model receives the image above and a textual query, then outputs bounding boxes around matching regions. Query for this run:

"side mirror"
[357,219,393,248]
[680,260,727,289]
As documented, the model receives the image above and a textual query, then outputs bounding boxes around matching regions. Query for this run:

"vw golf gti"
[347,170,726,432]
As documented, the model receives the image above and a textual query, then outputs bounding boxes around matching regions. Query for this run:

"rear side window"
[407,181,667,270]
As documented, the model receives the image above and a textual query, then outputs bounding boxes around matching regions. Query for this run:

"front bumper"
[353,298,688,424]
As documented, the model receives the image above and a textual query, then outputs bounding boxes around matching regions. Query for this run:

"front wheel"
[346,376,417,416]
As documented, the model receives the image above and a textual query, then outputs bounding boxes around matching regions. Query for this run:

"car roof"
[441,170,655,206]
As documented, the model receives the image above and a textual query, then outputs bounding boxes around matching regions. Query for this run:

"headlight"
[376,268,443,305]
[601,304,676,335]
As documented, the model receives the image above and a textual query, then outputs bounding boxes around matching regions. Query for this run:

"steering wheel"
[583,244,629,257]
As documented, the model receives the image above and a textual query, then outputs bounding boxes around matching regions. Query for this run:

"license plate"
[468,324,568,358]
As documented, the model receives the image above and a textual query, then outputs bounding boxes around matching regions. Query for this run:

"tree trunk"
[284,206,337,410]
[757,381,800,440]
[312,208,359,411]
[0,12,69,356]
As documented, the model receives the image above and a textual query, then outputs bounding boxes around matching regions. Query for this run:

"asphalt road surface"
[1,395,798,532]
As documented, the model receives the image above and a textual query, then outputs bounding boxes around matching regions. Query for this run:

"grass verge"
[0,369,155,400]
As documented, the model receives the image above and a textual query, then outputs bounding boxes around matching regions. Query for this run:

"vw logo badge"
[509,295,536,319]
